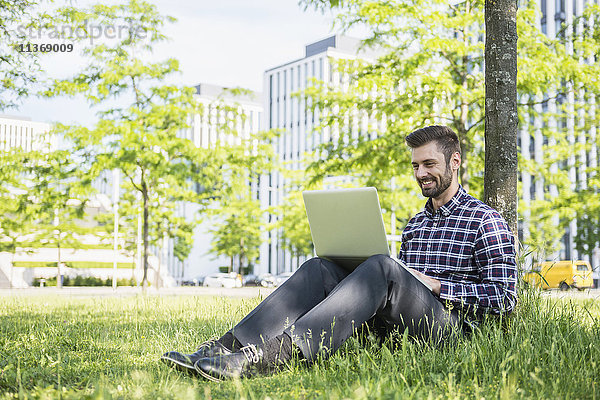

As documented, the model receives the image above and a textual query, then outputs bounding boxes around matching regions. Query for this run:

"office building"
[167,84,264,282]
[0,114,53,151]
[257,35,379,275]
[259,24,600,275]
[519,0,600,269]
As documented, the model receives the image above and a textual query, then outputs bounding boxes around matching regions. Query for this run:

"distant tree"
[45,1,279,286]
[196,90,277,274]
[276,189,313,260]
[568,189,600,262]
[0,149,38,287]
[94,184,196,285]
[43,0,209,288]
[0,0,48,110]
[208,198,263,274]
[25,148,93,288]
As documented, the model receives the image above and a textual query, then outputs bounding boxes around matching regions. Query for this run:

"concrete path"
[1,286,598,300]
[543,288,600,300]
[0,286,277,298]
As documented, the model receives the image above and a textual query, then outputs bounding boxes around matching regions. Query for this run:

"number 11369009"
[16,43,74,52]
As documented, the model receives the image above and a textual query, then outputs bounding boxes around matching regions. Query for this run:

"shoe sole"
[195,367,223,382]
[194,363,225,382]
[160,355,199,376]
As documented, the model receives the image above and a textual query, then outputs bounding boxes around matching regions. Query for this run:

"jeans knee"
[364,254,396,271]
[299,257,347,281]
[366,254,391,265]
[297,257,329,276]
[299,257,324,271]
[361,254,407,281]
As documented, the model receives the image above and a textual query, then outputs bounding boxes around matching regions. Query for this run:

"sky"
[13,0,347,126]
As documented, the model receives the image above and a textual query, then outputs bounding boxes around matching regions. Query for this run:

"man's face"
[411,141,454,199]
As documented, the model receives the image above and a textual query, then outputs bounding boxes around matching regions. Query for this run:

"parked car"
[523,260,593,290]
[202,272,243,288]
[244,273,276,287]
[181,276,204,286]
[274,271,294,286]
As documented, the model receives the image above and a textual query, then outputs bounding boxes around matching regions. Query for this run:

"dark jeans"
[231,255,462,362]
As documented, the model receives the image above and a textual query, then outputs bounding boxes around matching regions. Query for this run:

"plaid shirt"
[398,186,517,315]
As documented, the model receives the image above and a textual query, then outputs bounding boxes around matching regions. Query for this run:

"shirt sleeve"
[397,237,406,261]
[438,211,518,314]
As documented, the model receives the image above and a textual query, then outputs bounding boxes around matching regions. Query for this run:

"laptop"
[302,187,432,291]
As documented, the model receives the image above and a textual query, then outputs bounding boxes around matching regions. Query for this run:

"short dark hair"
[405,125,461,164]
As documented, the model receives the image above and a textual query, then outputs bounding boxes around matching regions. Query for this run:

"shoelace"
[240,344,260,364]
[198,339,218,351]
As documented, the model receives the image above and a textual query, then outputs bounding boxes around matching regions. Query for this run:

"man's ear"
[451,152,461,171]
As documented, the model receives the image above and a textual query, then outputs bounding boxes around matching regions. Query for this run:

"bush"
[15,261,134,269]
[33,276,137,287]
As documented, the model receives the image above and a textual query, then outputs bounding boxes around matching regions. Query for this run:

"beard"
[419,164,453,198]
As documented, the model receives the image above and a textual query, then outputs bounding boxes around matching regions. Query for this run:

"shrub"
[32,276,137,287]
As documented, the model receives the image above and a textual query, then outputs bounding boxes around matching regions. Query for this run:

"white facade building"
[0,115,53,288]
[169,84,264,282]
[257,36,378,275]
[259,26,600,275]
[519,0,600,269]
[0,114,53,151]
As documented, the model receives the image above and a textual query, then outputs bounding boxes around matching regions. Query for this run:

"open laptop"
[302,187,432,291]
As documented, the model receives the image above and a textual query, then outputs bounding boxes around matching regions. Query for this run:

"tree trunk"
[239,237,245,275]
[142,183,150,288]
[484,0,519,235]
[458,128,471,193]
[57,241,62,289]
[9,248,15,289]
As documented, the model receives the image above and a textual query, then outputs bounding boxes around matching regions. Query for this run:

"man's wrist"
[432,279,441,296]
[438,280,451,299]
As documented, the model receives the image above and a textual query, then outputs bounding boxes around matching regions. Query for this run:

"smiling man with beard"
[162,125,517,382]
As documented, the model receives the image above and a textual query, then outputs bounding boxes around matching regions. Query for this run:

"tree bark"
[57,240,62,289]
[484,0,519,234]
[142,183,150,288]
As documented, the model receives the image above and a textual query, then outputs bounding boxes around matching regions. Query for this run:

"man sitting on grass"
[161,125,517,381]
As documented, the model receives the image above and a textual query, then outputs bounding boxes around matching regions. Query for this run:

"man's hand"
[410,268,441,295]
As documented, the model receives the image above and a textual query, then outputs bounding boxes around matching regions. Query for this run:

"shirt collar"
[424,185,467,218]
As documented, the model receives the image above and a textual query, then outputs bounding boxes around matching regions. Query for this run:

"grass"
[0,289,599,399]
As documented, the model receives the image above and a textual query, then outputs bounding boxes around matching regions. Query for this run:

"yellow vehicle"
[523,260,594,291]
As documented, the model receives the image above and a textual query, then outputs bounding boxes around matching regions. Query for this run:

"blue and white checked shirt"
[398,186,517,315]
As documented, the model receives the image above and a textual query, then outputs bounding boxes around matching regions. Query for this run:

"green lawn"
[0,290,598,399]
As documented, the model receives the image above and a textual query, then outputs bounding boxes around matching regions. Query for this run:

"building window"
[304,62,308,85]
[269,75,274,129]
[555,0,566,40]
[277,73,281,128]
[283,69,287,99]
[319,58,323,80]
[277,72,280,101]
[529,135,535,160]
[541,0,547,34]
[563,225,571,260]
[283,69,287,124]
